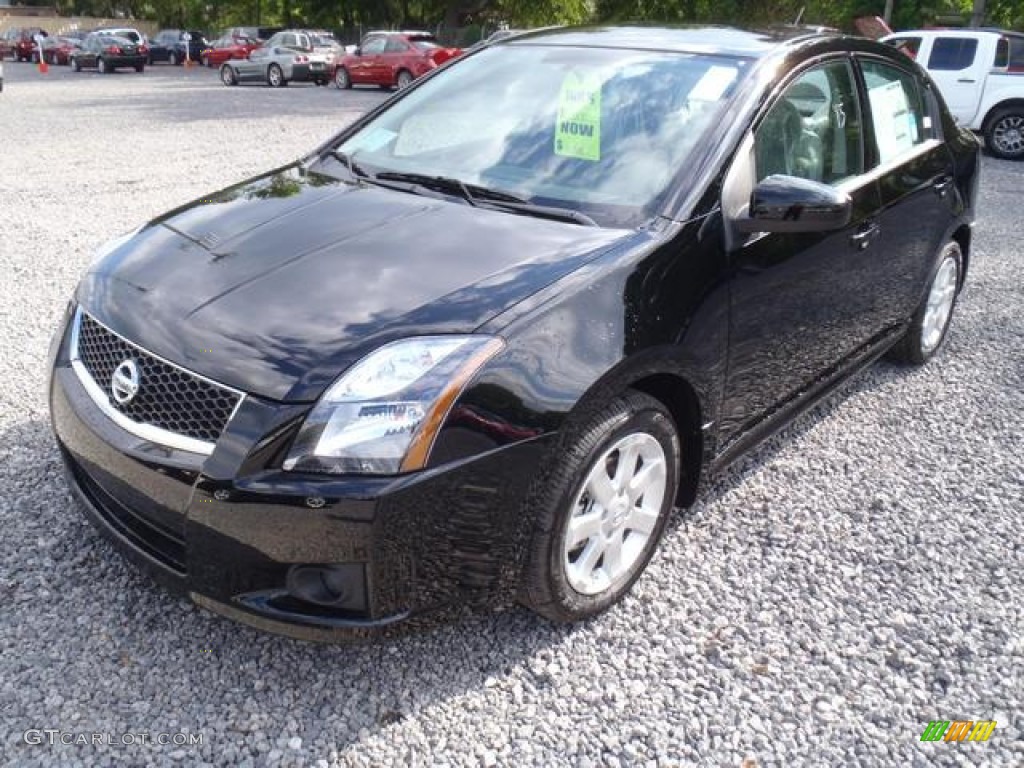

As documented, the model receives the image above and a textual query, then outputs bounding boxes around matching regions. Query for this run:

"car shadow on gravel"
[1,416,578,757]
[0,356,919,758]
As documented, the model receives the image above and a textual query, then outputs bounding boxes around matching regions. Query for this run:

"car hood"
[78,164,634,402]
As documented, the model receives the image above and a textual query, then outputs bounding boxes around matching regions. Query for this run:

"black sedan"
[70,34,146,73]
[49,26,979,640]
[147,29,207,65]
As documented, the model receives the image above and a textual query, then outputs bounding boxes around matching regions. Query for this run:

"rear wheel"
[519,391,680,623]
[334,66,351,89]
[267,63,284,87]
[985,107,1024,161]
[395,69,413,89]
[220,63,238,86]
[888,241,963,365]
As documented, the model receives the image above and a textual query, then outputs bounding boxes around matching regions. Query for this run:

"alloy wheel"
[992,114,1024,158]
[562,432,667,596]
[921,253,958,354]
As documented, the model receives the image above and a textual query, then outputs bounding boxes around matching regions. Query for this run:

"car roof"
[504,24,833,58]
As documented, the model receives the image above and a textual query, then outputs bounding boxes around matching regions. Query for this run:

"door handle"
[850,222,880,251]
[933,175,954,197]
[957,78,976,83]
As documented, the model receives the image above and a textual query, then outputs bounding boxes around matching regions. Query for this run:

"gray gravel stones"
[1,62,1022,767]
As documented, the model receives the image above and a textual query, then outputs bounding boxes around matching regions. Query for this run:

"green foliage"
[51,0,1024,33]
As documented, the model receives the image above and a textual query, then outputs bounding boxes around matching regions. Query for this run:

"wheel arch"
[626,372,704,508]
[950,223,971,289]
[980,98,1024,134]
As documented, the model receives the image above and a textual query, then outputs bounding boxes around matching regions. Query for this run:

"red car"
[1,27,48,62]
[41,36,83,66]
[201,35,261,68]
[333,32,460,90]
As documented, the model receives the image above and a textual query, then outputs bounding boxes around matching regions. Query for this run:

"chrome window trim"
[69,308,246,456]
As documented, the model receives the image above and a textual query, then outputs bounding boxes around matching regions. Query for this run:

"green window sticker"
[555,71,602,161]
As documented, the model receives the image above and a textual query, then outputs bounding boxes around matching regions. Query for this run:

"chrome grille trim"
[69,308,245,456]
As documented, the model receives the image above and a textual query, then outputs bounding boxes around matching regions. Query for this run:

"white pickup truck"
[882,28,1024,160]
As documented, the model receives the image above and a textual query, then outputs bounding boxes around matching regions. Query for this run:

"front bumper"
[48,313,550,640]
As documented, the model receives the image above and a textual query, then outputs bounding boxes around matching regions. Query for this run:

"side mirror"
[353,47,362,56]
[734,175,852,234]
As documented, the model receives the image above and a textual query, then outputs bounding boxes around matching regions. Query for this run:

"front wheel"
[334,66,351,89]
[519,390,680,623]
[888,241,963,365]
[985,108,1024,160]
[395,69,413,89]
[220,64,237,86]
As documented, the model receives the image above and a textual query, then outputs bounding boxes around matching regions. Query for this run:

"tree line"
[35,0,1024,35]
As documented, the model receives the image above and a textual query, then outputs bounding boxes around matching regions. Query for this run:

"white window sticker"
[869,80,915,164]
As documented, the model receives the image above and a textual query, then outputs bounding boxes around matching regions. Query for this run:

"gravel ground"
[1,61,1022,768]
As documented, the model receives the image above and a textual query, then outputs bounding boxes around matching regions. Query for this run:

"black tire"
[135,63,144,73]
[169,51,179,66]
[220,64,237,86]
[97,57,108,74]
[984,107,1024,161]
[518,390,680,623]
[71,56,80,72]
[888,241,963,365]
[334,66,351,89]
[395,69,413,89]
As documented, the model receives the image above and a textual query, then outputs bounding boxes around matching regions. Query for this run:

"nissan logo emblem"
[110,359,141,405]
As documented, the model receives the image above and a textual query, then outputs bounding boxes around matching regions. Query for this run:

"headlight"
[283,335,504,475]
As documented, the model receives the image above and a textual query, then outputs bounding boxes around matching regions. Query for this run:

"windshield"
[335,44,748,227]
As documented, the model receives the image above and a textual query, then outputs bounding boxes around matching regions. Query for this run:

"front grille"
[74,311,241,445]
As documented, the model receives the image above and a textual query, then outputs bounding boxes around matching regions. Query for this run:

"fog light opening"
[286,563,367,612]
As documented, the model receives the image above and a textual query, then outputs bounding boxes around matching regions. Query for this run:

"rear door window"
[860,59,932,165]
[927,38,979,71]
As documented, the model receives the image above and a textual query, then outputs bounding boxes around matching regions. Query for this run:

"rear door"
[921,33,989,124]
[855,55,958,330]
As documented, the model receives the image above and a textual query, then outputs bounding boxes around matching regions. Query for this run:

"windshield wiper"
[329,149,370,184]
[373,171,598,227]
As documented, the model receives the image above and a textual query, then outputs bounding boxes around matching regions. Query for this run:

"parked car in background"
[41,35,84,66]
[70,34,146,74]
[50,26,979,639]
[1,27,48,62]
[201,35,261,68]
[226,26,283,43]
[148,29,207,65]
[332,31,461,90]
[91,27,146,46]
[218,35,328,87]
[883,28,1024,159]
